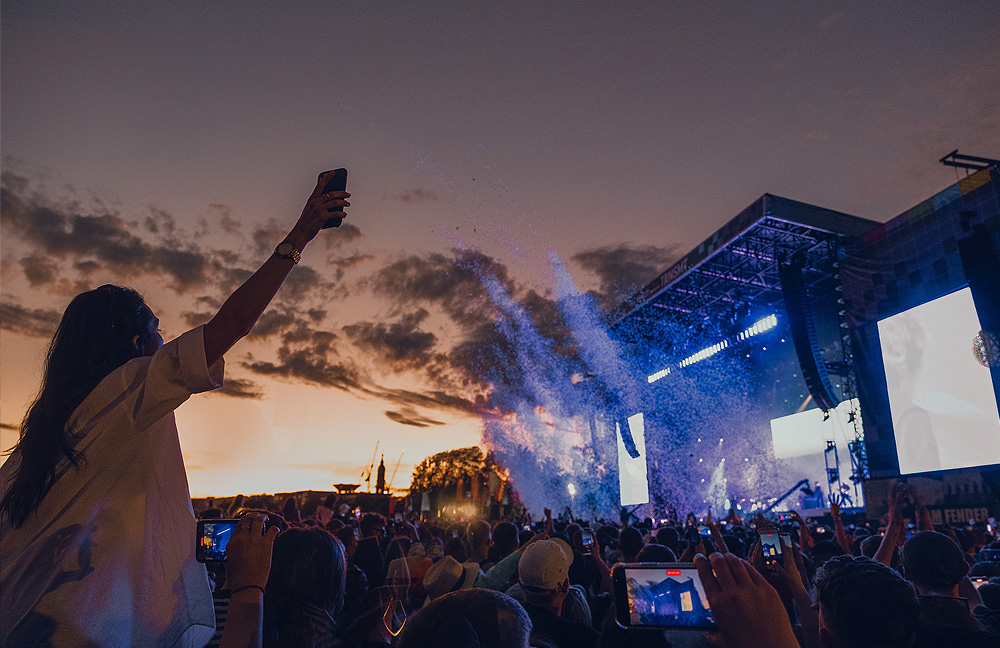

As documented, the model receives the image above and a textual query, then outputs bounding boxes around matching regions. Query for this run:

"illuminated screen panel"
[770,399,862,459]
[617,413,650,506]
[877,288,1000,474]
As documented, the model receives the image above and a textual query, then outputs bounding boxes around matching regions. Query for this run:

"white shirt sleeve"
[70,325,225,436]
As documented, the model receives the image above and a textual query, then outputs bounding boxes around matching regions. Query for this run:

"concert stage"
[611,157,1000,521]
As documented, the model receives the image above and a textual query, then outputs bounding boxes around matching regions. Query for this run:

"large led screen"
[878,288,1000,474]
[617,413,650,506]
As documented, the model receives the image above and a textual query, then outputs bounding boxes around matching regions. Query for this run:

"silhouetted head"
[1,284,159,528]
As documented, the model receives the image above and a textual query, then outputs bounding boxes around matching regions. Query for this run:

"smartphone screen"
[581,533,594,549]
[972,577,989,590]
[759,531,783,567]
[613,563,716,629]
[196,519,238,562]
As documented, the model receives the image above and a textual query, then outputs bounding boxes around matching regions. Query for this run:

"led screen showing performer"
[878,288,1000,474]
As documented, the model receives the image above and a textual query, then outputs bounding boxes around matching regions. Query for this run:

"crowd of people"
[189,481,1000,648]
[2,171,1000,648]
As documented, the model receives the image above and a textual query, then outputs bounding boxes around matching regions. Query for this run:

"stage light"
[678,339,730,368]
[647,367,671,383]
[567,483,576,496]
[738,314,777,341]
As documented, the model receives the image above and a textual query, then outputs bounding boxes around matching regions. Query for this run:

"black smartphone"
[319,168,348,229]
[196,519,238,562]
[759,531,783,567]
[612,563,716,630]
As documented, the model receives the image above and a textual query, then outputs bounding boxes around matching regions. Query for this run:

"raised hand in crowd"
[709,520,729,555]
[907,483,935,531]
[787,510,813,553]
[829,501,853,556]
[875,481,907,566]
[775,536,821,648]
[220,513,279,648]
[694,552,800,648]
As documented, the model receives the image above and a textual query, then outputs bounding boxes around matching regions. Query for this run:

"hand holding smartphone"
[319,168,348,229]
[759,531,783,568]
[196,519,239,562]
[612,563,716,629]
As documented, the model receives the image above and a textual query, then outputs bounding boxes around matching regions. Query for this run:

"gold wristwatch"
[274,241,301,265]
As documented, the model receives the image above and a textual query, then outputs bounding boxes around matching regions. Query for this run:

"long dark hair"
[1,285,153,528]
[264,527,347,647]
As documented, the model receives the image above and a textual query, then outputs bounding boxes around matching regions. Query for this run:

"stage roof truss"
[614,196,880,342]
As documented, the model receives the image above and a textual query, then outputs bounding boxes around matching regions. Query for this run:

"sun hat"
[422,555,481,602]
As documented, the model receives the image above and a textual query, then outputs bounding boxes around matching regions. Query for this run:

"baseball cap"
[518,540,570,592]
[901,531,968,590]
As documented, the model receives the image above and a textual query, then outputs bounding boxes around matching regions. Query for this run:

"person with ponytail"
[0,172,351,647]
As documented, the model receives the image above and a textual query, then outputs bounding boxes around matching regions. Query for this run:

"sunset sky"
[2,1,997,499]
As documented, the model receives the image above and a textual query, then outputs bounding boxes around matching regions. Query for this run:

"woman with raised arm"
[0,173,350,648]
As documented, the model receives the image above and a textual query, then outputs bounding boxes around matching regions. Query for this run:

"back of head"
[811,539,846,566]
[977,583,1000,610]
[469,520,490,548]
[397,588,531,648]
[901,531,968,593]
[360,513,385,537]
[492,522,519,555]
[816,556,919,648]
[620,527,644,557]
[655,527,679,552]
[518,540,571,604]
[1,285,153,528]
[858,535,882,559]
[636,543,676,562]
[267,527,346,615]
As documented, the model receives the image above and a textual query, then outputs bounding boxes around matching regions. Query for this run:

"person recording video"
[0,173,351,647]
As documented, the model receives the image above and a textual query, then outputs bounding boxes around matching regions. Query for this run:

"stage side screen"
[618,413,650,506]
[770,399,862,459]
[877,287,1000,474]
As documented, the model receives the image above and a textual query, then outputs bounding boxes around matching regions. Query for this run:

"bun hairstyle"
[1,285,153,528]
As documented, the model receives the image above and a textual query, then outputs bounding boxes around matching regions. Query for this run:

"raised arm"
[203,174,350,366]
[874,482,906,567]
[830,502,853,556]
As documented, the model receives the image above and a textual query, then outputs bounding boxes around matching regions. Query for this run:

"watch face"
[277,242,293,256]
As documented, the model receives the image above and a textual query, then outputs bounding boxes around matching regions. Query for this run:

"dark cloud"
[342,309,441,371]
[210,378,265,400]
[251,221,287,254]
[384,408,445,428]
[181,310,213,328]
[571,243,680,309]
[395,188,439,204]
[0,300,61,337]
[207,203,240,234]
[323,222,363,249]
[245,354,362,391]
[20,253,59,286]
[1,172,211,292]
[372,249,511,330]
[73,260,101,275]
[327,253,374,280]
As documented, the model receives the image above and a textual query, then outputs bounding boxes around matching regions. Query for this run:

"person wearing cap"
[900,531,998,647]
[516,540,600,648]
